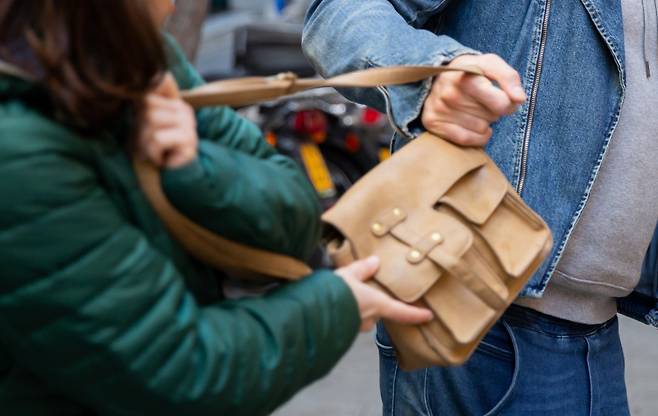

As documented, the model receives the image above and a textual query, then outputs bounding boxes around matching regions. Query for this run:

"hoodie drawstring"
[641,0,658,78]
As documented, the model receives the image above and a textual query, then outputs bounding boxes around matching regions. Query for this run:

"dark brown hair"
[0,0,168,131]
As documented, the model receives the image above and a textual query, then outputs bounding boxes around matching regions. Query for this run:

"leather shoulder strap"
[181,65,483,107]
[136,64,481,280]
[133,158,312,280]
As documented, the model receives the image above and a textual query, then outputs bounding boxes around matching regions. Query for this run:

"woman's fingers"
[144,94,182,115]
[141,127,197,168]
[153,73,181,99]
[336,256,380,282]
[137,86,198,169]
[376,291,434,325]
[143,108,180,129]
[336,256,433,333]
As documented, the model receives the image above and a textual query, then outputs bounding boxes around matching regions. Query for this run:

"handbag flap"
[322,134,487,263]
[438,161,508,225]
[437,161,551,279]
[373,209,473,303]
[477,194,552,278]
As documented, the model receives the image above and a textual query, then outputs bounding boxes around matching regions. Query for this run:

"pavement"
[273,316,658,416]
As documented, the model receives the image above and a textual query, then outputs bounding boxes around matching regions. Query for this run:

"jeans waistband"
[503,304,618,337]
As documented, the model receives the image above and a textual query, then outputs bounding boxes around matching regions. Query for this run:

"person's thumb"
[154,73,180,98]
[341,256,380,282]
[478,55,526,104]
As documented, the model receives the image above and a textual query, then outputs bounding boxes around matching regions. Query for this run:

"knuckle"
[482,53,499,65]
[471,119,490,134]
[490,98,511,115]
[429,97,448,115]
[146,145,161,159]
[178,100,191,112]
[430,78,444,92]
[472,131,492,146]
[504,104,519,116]
[424,119,443,135]
[460,137,477,146]
[450,129,469,145]
[440,88,462,107]
[509,70,521,83]
[504,70,521,86]
[153,131,169,145]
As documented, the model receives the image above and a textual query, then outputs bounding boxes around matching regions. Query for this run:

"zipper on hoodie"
[516,0,553,194]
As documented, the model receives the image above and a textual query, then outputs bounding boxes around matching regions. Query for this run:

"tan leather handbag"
[322,133,552,370]
[135,65,553,370]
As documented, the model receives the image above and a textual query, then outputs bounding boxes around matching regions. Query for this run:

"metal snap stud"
[431,232,443,243]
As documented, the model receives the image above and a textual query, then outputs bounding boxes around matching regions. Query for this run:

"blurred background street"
[274,317,658,415]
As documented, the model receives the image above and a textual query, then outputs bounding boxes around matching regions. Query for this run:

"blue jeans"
[376,305,630,416]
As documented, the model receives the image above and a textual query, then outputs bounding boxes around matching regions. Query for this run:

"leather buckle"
[273,72,299,94]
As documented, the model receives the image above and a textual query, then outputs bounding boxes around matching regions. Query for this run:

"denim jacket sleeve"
[302,0,479,139]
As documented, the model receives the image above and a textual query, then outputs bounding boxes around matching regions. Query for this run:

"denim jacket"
[303,0,658,328]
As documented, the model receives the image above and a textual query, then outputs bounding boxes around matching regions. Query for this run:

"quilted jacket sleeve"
[161,35,322,260]
[0,116,360,416]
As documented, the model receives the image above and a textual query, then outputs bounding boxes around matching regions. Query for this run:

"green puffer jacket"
[0,37,360,415]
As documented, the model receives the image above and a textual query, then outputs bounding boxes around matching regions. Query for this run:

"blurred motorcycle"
[239,89,392,210]
[198,10,394,209]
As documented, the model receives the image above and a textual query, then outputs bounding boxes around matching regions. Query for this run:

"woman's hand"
[421,54,526,147]
[136,73,198,168]
[335,256,434,332]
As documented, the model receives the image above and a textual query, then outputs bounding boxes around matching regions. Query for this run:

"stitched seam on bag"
[472,242,507,287]
[502,194,542,229]
[554,269,633,292]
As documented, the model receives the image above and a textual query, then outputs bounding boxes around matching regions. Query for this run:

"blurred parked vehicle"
[196,4,394,209]
[239,89,392,209]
